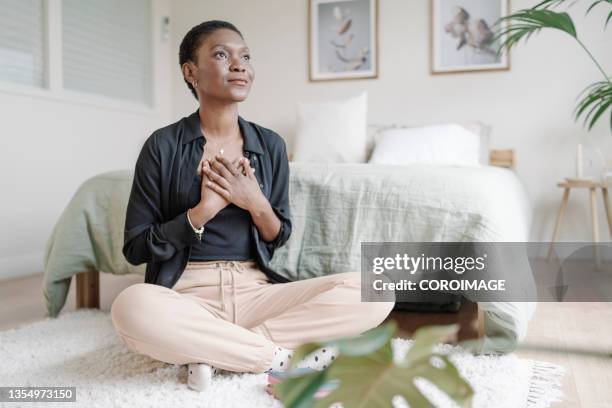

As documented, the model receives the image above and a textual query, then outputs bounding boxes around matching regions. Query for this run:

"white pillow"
[366,123,398,161]
[292,92,368,163]
[460,121,491,165]
[368,124,481,166]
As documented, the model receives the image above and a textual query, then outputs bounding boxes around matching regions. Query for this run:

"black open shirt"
[122,108,292,288]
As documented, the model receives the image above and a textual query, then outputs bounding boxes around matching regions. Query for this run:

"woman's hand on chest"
[203,154,267,213]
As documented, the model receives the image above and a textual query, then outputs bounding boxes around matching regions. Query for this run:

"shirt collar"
[183,109,264,155]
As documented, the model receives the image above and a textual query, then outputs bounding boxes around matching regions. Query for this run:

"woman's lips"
[228,79,248,86]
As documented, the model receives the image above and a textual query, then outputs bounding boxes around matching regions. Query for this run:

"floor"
[0,272,611,407]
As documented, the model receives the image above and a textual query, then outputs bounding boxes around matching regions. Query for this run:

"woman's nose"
[230,63,246,72]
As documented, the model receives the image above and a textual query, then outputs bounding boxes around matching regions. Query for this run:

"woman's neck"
[198,101,240,142]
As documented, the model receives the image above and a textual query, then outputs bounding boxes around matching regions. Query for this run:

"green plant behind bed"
[273,322,473,408]
[491,0,611,131]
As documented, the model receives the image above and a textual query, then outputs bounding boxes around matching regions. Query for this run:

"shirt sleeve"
[122,133,200,266]
[263,136,292,250]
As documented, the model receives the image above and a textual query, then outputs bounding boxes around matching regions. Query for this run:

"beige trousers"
[110,260,395,373]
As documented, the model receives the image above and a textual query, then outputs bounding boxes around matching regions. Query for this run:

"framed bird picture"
[431,0,511,74]
[308,0,379,81]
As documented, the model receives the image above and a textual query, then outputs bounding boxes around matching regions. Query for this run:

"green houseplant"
[272,321,473,408]
[491,0,611,131]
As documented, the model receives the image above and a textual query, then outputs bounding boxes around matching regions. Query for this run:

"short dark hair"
[179,20,244,100]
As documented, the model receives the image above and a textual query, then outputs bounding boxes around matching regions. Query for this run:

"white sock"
[265,345,339,373]
[187,363,219,392]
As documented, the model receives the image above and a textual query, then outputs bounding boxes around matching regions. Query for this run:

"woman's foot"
[296,346,338,371]
[187,363,219,392]
[265,346,295,372]
[265,345,339,373]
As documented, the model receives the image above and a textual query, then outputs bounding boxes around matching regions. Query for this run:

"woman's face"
[185,28,254,102]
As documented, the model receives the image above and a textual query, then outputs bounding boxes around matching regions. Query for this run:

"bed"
[43,149,534,354]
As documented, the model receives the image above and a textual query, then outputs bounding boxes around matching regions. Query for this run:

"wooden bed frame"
[75,149,513,341]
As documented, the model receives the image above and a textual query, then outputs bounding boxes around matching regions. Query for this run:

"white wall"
[0,1,173,279]
[170,0,612,243]
[2,0,609,280]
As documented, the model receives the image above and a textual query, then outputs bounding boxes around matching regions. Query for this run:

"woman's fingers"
[209,157,234,180]
[201,160,213,181]
[232,157,242,175]
[202,160,215,181]
[233,157,248,176]
[203,161,232,189]
[198,159,205,177]
[236,157,246,175]
[215,154,240,177]
[206,179,231,201]
[206,155,255,181]
[240,157,256,179]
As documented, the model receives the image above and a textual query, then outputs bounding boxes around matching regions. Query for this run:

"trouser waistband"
[184,259,259,325]
[185,259,257,269]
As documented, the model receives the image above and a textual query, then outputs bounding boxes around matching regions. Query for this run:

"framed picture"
[309,0,378,81]
[431,0,510,74]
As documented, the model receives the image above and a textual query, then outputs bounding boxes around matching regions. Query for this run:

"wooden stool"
[547,179,612,261]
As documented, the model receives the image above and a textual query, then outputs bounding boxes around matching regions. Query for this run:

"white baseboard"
[0,252,44,281]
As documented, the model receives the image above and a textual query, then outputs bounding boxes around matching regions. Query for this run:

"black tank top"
[187,173,256,261]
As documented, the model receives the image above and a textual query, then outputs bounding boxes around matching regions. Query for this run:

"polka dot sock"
[265,346,294,372]
[297,345,339,371]
[265,345,339,373]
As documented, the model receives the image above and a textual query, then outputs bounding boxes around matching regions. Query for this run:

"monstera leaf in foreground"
[274,322,473,408]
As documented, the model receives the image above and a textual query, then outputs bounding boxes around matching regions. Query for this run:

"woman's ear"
[182,61,197,85]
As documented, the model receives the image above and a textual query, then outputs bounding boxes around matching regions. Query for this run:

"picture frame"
[308,0,379,81]
[431,0,511,74]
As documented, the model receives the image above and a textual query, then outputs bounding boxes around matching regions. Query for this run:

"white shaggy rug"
[0,310,564,408]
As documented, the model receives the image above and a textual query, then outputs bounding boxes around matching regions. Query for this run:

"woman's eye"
[214,51,227,59]
[242,54,251,61]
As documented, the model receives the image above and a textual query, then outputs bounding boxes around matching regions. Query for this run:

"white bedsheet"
[285,162,536,353]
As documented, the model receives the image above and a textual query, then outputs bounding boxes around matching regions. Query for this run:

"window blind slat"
[62,0,152,105]
[0,0,45,87]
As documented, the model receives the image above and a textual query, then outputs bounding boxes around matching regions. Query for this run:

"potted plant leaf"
[269,321,474,408]
[491,0,611,131]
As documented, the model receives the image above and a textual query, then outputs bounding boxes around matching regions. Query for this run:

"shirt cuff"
[159,210,202,251]
[264,206,289,249]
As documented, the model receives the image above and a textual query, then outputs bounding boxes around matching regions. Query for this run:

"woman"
[110,20,395,393]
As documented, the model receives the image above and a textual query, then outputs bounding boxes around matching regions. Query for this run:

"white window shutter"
[62,0,152,105]
[0,0,45,87]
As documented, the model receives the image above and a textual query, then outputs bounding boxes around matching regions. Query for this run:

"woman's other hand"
[189,160,230,228]
[200,159,231,210]
[205,154,266,212]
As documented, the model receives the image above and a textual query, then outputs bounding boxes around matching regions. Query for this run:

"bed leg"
[76,270,100,309]
[460,301,485,341]
[383,301,484,342]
